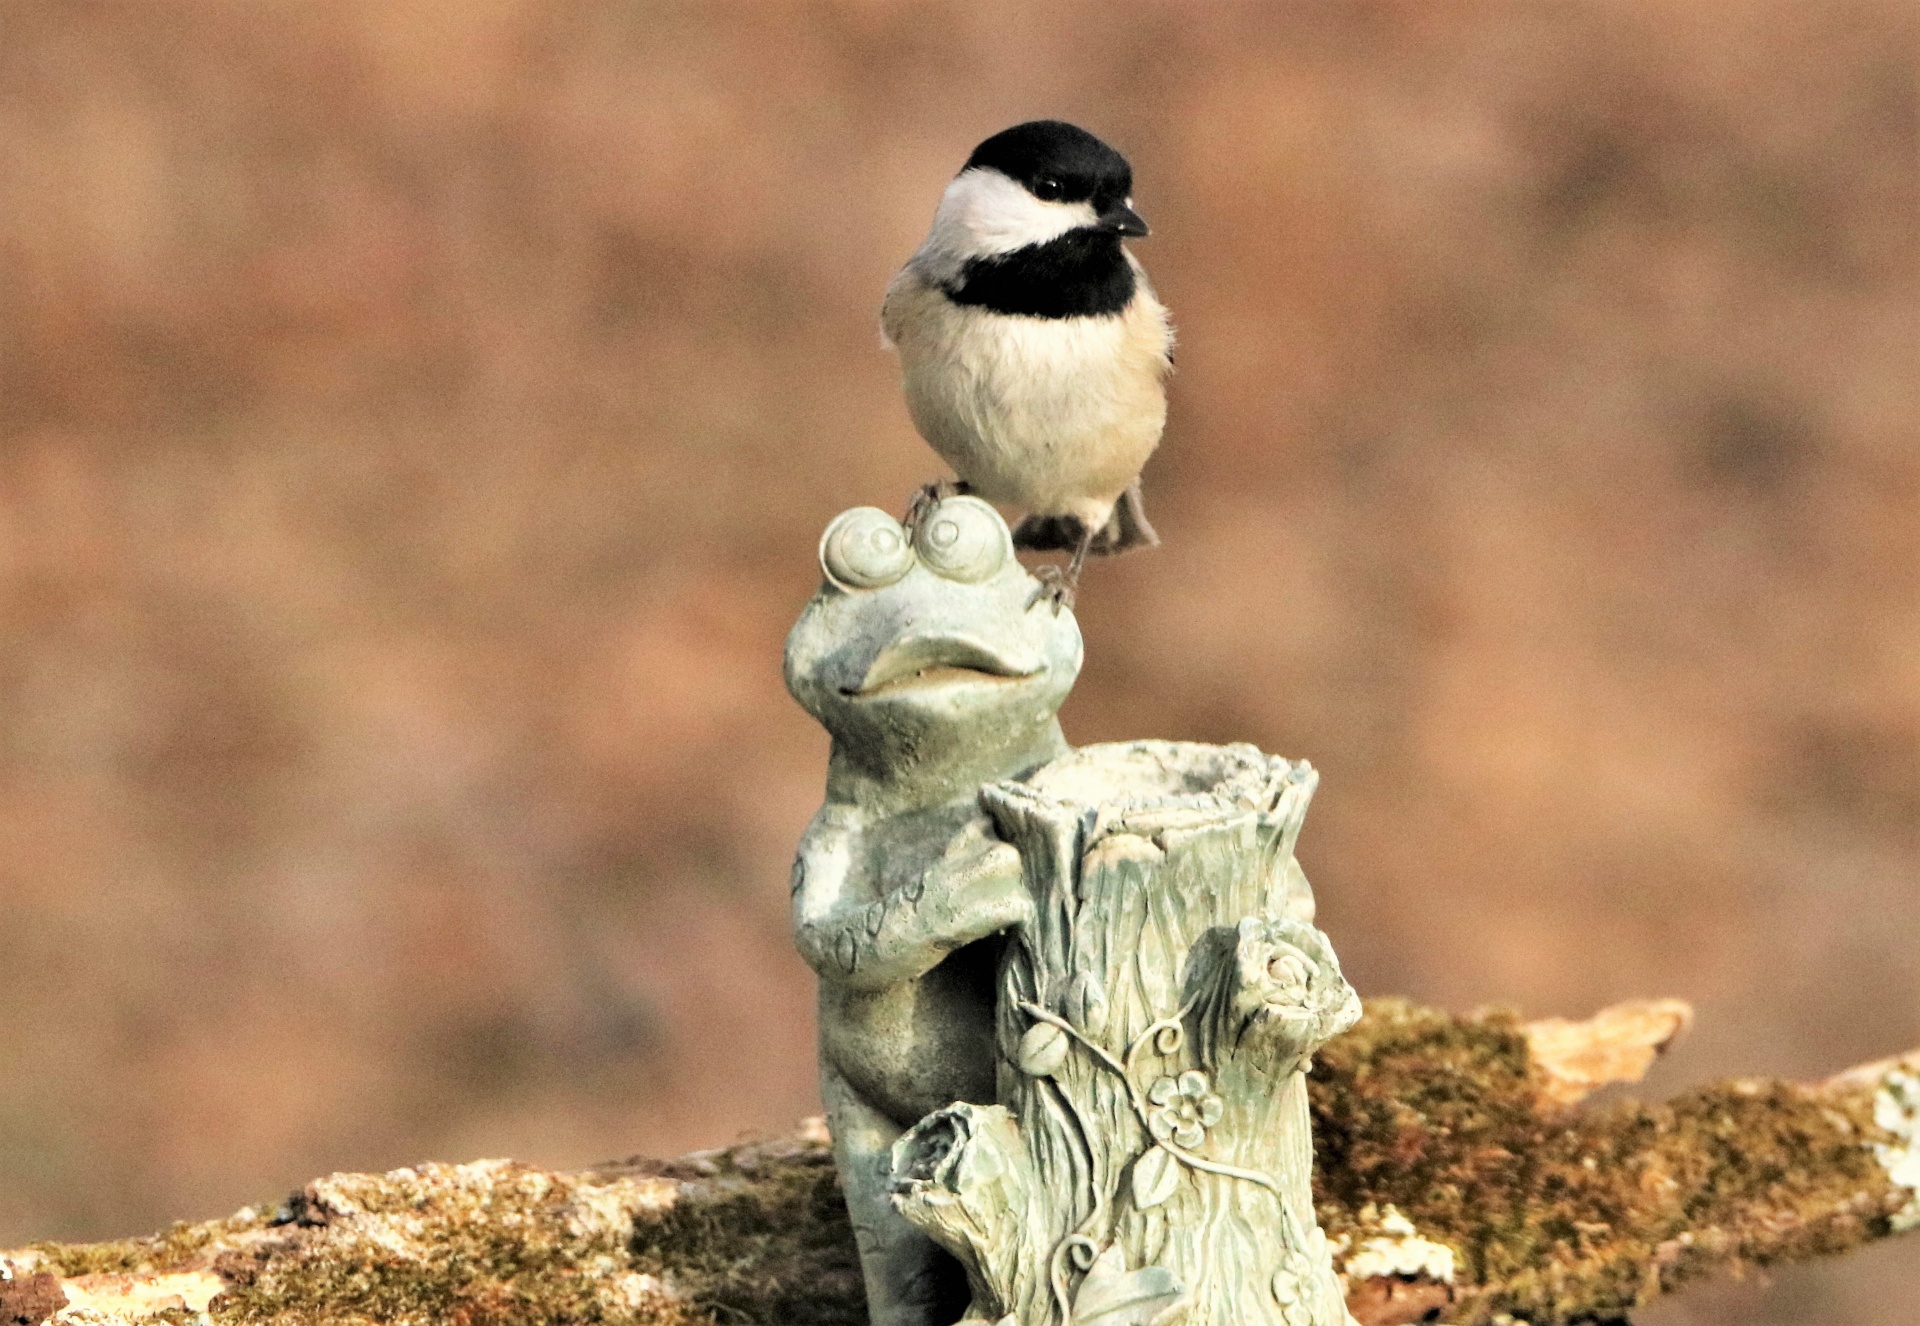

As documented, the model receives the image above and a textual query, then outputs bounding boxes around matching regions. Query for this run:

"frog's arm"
[791,811,1030,992]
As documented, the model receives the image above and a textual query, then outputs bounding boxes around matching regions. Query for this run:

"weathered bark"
[1521,1000,1694,1109]
[2,1004,1914,1326]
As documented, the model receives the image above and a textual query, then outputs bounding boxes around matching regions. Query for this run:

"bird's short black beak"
[1100,203,1150,237]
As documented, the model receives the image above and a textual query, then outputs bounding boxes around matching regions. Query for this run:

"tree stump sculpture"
[891,741,1363,1326]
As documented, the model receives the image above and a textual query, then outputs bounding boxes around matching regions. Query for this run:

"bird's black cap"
[946,120,1148,317]
[963,120,1135,214]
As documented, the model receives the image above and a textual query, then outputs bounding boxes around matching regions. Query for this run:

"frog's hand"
[796,839,1030,992]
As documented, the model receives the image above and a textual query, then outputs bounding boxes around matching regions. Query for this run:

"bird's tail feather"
[1010,514,1082,553]
[1013,481,1161,557]
[1091,480,1159,556]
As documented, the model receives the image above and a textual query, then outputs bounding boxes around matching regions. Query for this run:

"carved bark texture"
[891,742,1362,1326]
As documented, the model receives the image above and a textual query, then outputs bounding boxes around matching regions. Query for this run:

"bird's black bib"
[944,230,1137,320]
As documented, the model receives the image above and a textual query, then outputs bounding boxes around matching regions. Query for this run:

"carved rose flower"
[1146,1070,1223,1149]
[1264,946,1313,1008]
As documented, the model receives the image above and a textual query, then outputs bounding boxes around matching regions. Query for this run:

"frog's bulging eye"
[820,507,914,590]
[913,496,1009,583]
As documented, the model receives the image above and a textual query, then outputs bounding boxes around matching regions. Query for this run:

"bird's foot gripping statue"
[787,496,1363,1326]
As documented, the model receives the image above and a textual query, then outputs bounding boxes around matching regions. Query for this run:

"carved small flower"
[1146,1070,1223,1149]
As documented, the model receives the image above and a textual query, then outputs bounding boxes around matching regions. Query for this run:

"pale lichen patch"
[1872,1068,1920,1232]
[1336,1205,1457,1283]
[58,1270,222,1317]
[46,1309,129,1326]
[608,1271,670,1308]
[565,1174,678,1243]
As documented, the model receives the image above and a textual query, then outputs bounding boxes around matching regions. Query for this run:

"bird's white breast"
[882,267,1172,528]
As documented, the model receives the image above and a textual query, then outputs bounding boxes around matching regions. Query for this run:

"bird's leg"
[1065,525,1093,585]
[1025,524,1095,615]
[902,480,969,535]
[1027,565,1071,613]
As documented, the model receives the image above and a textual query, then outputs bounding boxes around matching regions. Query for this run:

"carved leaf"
[1073,1244,1184,1325]
[1017,1020,1070,1078]
[1130,1144,1181,1211]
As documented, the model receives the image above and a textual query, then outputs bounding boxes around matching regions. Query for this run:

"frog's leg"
[822,1065,971,1326]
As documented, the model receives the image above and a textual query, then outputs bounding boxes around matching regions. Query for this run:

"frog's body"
[785,498,1082,1326]
[806,806,1008,1123]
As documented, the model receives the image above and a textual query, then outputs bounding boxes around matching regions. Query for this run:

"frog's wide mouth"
[845,633,1043,697]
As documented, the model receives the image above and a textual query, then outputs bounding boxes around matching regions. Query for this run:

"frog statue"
[787,496,1361,1326]
[784,495,1080,1325]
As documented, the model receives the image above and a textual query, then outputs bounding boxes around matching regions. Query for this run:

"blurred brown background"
[0,1,1914,1320]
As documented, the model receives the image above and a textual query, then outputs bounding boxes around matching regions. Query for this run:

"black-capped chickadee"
[882,120,1173,605]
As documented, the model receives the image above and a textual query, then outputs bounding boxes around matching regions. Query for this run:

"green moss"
[28,1208,271,1278]
[205,1162,692,1326]
[628,1143,863,1326]
[1309,998,1904,1323]
[166,1146,857,1326]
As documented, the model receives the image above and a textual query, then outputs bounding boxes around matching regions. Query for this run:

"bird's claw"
[903,480,968,534]
[1027,565,1075,615]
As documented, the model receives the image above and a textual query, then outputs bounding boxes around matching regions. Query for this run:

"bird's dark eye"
[1032,177,1065,202]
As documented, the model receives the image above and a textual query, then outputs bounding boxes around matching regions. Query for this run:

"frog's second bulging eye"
[820,507,914,590]
[913,496,1009,583]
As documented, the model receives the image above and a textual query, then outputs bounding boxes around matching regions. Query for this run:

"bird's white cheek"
[926,168,1098,261]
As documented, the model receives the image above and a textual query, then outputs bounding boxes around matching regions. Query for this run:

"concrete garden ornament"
[787,497,1363,1326]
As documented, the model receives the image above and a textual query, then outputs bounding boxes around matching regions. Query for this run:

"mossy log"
[3,1001,1915,1326]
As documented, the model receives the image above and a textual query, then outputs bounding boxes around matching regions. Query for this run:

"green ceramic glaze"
[788,498,1359,1326]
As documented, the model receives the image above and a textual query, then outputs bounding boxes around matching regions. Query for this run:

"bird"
[881,119,1173,607]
